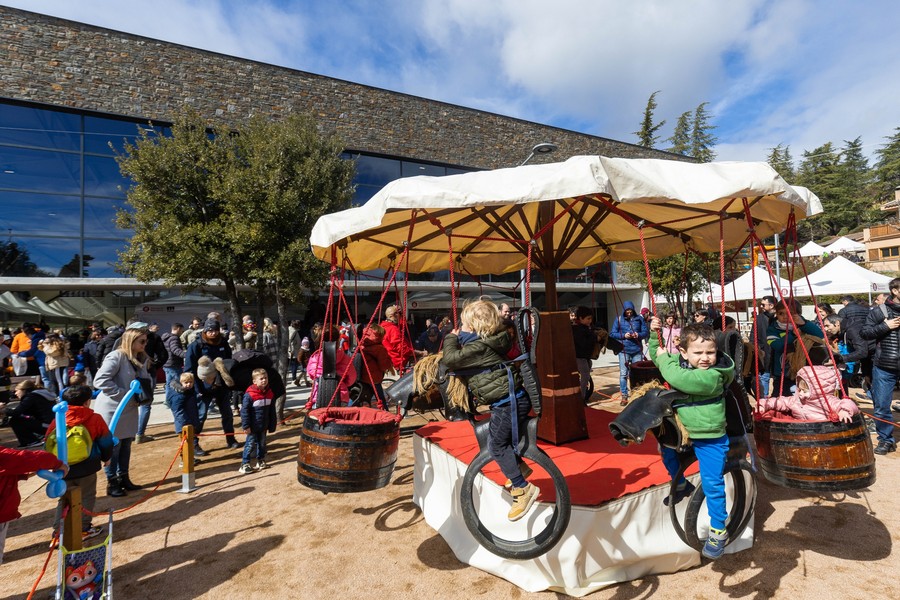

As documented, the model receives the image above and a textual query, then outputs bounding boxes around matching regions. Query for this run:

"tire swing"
[743,216,876,492]
[458,308,572,560]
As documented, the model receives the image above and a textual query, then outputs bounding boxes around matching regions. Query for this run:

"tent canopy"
[311,156,822,276]
[705,267,794,302]
[791,256,891,297]
[825,236,865,253]
[797,240,827,258]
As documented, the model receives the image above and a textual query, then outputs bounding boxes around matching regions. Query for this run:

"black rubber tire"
[460,444,571,561]
[669,459,757,552]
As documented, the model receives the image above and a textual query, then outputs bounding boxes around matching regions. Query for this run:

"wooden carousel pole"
[534,202,588,444]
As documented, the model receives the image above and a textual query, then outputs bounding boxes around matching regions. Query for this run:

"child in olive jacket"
[649,318,734,560]
[441,300,536,522]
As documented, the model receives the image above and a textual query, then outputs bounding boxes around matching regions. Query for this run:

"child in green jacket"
[649,317,734,560]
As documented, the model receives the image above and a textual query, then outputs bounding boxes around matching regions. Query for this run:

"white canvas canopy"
[311,156,821,275]
[797,240,827,257]
[703,267,794,302]
[825,236,866,253]
[791,255,891,297]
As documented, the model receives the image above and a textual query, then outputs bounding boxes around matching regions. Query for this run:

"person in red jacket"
[0,446,67,564]
[380,305,415,372]
[357,324,394,408]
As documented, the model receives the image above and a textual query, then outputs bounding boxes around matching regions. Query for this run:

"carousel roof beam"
[552,197,615,266]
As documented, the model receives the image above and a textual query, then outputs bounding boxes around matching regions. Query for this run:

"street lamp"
[518,142,558,307]
[520,142,559,166]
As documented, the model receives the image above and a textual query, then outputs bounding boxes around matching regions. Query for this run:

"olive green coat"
[441,331,520,406]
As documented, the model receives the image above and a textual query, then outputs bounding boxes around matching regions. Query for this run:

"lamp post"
[518,143,558,307]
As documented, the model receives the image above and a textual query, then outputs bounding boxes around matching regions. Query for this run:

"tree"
[690,102,717,162]
[617,252,713,320]
[58,253,94,277]
[0,241,53,277]
[872,127,900,210]
[667,111,691,155]
[835,137,876,232]
[794,142,843,240]
[221,114,355,380]
[633,91,666,149]
[766,144,795,181]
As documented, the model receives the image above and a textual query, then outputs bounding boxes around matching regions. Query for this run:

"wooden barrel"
[753,412,876,491]
[297,406,400,493]
[629,360,662,388]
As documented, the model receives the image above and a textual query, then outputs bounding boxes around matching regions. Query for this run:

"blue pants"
[661,434,729,530]
[104,437,133,480]
[198,388,237,442]
[488,397,531,484]
[757,371,770,398]
[242,429,267,463]
[870,365,897,445]
[618,351,644,397]
[137,403,152,436]
[163,367,181,408]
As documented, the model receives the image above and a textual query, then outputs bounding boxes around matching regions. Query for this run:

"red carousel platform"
[412,406,755,596]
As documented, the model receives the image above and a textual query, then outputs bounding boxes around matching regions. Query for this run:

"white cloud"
[3,0,899,165]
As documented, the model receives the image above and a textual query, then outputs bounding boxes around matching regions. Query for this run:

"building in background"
[0,7,681,329]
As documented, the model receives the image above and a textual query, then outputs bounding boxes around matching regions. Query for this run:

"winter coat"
[358,331,393,386]
[441,330,520,406]
[610,301,649,355]
[96,328,122,365]
[572,322,596,360]
[0,446,65,523]
[240,384,277,433]
[758,365,859,421]
[648,334,734,439]
[861,300,900,373]
[766,317,823,378]
[41,336,69,371]
[661,325,681,354]
[832,320,873,371]
[288,326,302,358]
[184,332,233,395]
[381,319,415,371]
[93,349,151,440]
[10,389,56,427]
[44,405,114,480]
[838,302,870,330]
[18,330,46,367]
[169,380,200,433]
[308,347,357,405]
[161,332,186,369]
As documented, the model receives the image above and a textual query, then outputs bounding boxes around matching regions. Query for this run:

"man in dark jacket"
[838,295,870,329]
[185,318,238,452]
[610,300,649,404]
[161,323,187,409]
[571,306,597,402]
[860,278,900,455]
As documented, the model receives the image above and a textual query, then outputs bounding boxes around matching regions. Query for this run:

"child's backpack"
[45,424,93,465]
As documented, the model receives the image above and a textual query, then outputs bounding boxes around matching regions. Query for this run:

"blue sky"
[4,0,900,165]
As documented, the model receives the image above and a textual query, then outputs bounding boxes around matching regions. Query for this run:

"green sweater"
[648,334,734,439]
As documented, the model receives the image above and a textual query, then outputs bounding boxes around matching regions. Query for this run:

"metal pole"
[774,233,781,283]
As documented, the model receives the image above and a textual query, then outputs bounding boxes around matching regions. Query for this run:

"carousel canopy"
[311,156,822,275]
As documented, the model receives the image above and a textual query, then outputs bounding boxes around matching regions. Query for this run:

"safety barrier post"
[62,486,83,551]
[178,425,197,494]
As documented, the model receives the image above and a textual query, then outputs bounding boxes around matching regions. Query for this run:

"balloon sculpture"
[37,401,70,498]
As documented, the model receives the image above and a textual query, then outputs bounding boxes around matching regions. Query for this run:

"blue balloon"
[108,379,144,445]
[37,468,67,499]
[52,401,69,466]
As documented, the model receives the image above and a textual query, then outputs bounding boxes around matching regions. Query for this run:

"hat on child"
[300,337,310,351]
[197,356,217,383]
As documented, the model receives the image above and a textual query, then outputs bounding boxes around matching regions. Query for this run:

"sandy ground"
[2,364,899,600]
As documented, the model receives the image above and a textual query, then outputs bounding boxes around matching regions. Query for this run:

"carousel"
[300,156,868,596]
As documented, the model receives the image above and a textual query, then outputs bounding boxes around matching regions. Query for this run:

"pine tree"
[667,111,691,155]
[690,102,717,162]
[794,142,843,239]
[766,144,795,181]
[633,91,666,148]
[872,127,900,207]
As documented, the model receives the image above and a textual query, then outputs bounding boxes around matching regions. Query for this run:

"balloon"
[108,379,144,445]
[52,401,69,466]
[37,468,66,498]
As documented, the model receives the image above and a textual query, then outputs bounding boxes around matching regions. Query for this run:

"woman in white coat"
[93,328,151,497]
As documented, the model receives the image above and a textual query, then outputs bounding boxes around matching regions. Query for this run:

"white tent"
[701,267,794,302]
[791,255,891,297]
[825,236,866,253]
[796,240,827,257]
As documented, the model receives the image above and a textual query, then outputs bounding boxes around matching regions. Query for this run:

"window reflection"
[0,192,81,237]
[1,236,80,277]
[84,156,129,198]
[83,239,128,278]
[84,196,132,238]
[401,161,445,177]
[0,104,81,151]
[0,146,81,194]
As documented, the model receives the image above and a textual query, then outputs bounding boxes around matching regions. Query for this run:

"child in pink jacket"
[758,365,859,423]
[304,325,357,409]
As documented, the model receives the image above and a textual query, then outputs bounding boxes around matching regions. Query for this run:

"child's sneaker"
[255,460,268,470]
[238,463,254,475]
[663,480,695,506]
[503,463,534,491]
[702,526,728,560]
[508,483,540,521]
[82,526,104,541]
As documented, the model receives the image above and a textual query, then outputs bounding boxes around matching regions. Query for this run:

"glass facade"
[0,100,148,278]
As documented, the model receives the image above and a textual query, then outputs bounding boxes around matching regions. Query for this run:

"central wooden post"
[536,311,589,444]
